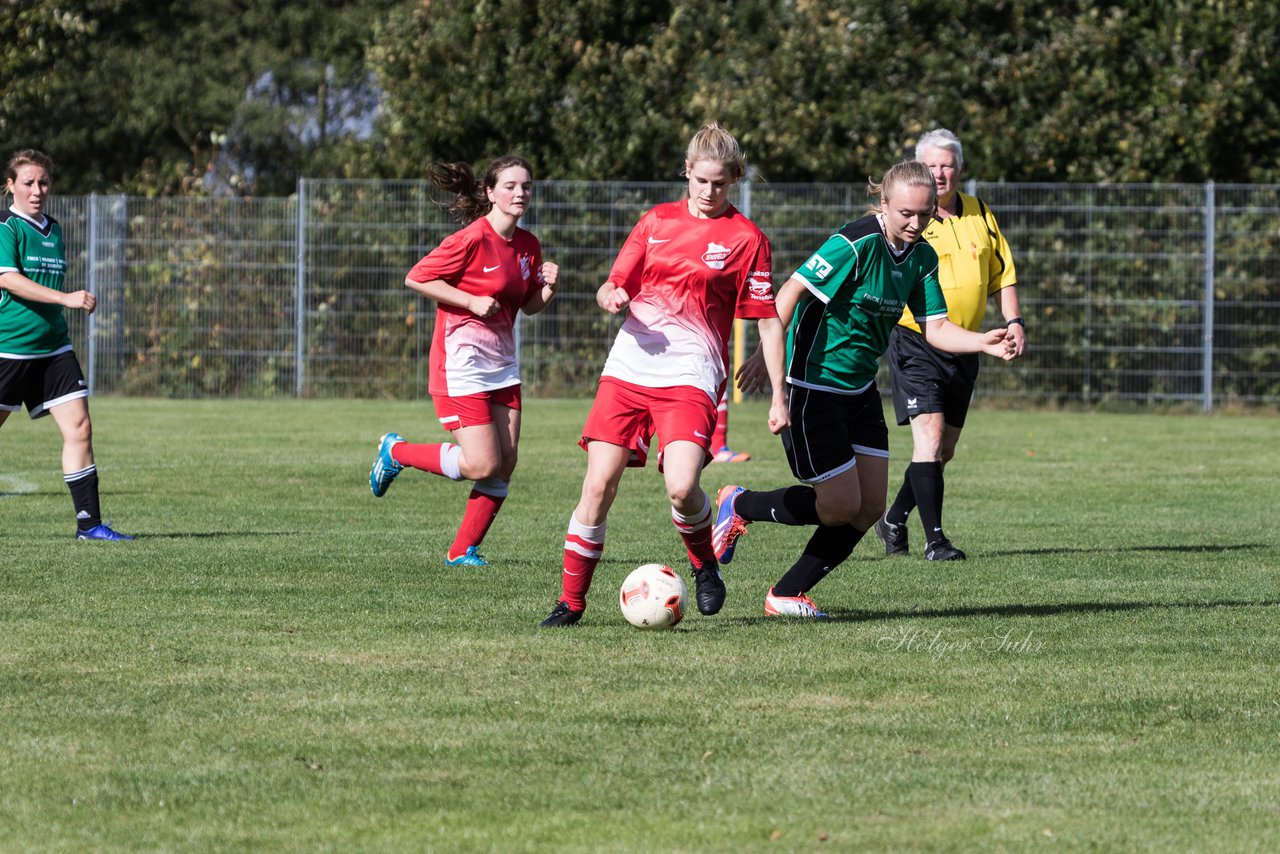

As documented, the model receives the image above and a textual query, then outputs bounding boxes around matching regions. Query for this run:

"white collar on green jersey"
[8,206,48,230]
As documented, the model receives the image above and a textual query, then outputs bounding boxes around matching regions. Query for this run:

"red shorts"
[433,384,522,431]
[580,377,718,468]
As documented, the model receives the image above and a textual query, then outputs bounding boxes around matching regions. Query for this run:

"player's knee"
[816,498,860,527]
[461,455,502,481]
[579,477,613,513]
[665,481,701,509]
[855,496,886,530]
[65,416,92,447]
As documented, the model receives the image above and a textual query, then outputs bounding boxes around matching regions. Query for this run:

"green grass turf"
[2,398,1278,852]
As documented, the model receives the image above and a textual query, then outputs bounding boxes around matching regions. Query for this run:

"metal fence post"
[86,193,98,394]
[1083,187,1094,404]
[1202,181,1215,412]
[295,179,307,398]
[731,169,756,402]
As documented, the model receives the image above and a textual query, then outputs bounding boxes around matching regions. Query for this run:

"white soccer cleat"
[764,586,828,619]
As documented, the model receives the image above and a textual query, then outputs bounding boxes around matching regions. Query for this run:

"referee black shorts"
[782,382,889,483]
[887,327,980,428]
[0,349,89,419]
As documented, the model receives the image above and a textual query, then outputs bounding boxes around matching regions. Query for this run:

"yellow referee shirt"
[897,191,1017,333]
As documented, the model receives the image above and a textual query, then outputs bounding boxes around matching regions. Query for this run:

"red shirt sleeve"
[736,232,777,320]
[605,210,651,299]
[407,227,475,286]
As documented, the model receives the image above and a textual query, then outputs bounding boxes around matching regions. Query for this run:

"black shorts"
[887,327,981,428]
[0,349,89,419]
[782,382,889,483]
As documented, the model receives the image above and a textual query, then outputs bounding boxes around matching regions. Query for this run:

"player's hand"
[468,295,500,318]
[767,397,790,434]
[539,262,559,291]
[64,290,96,314]
[597,283,630,314]
[982,327,1016,361]
[734,347,768,394]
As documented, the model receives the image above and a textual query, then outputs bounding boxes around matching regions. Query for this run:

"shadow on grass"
[138,531,302,539]
[982,543,1272,557]
[1,489,151,498]
[714,598,1280,627]
[829,598,1280,623]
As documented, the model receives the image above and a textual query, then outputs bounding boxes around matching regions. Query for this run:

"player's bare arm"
[754,315,789,434]
[0,271,96,313]
[921,317,1013,360]
[522,261,560,315]
[405,274,499,318]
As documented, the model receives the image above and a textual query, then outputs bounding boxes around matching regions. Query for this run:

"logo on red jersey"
[747,276,774,302]
[702,242,731,270]
[519,254,532,281]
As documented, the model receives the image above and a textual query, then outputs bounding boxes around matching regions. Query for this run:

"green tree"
[1,0,396,194]
[371,0,687,180]
[370,0,1280,183]
[7,0,1280,188]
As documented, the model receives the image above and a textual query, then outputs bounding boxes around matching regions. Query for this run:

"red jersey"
[407,217,543,396]
[601,200,775,400]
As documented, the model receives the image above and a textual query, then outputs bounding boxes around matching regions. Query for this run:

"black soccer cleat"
[924,538,967,562]
[692,565,726,615]
[874,514,909,556]
[538,600,584,628]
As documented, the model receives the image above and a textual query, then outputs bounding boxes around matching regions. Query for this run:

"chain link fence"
[44,180,1280,409]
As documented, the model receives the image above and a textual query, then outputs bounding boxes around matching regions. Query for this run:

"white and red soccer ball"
[618,563,687,629]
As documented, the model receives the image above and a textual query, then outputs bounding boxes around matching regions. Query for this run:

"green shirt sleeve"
[793,231,858,304]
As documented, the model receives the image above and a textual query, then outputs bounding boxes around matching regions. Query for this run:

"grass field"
[2,398,1278,852]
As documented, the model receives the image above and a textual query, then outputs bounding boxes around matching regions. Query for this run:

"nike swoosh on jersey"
[484,264,501,273]
[647,237,671,244]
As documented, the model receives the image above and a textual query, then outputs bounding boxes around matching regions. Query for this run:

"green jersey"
[0,209,71,357]
[787,214,948,392]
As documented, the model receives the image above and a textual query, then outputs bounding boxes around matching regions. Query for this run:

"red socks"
[391,441,463,480]
[448,480,507,560]
[561,515,606,611]
[672,494,716,571]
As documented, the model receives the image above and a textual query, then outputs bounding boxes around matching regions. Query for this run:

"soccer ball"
[618,563,687,630]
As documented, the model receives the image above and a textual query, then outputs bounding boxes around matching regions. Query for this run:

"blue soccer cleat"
[76,523,135,541]
[370,432,405,497]
[712,484,749,564]
[445,545,490,567]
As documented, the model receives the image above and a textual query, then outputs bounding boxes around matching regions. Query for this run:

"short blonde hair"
[868,160,937,208]
[683,122,746,180]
